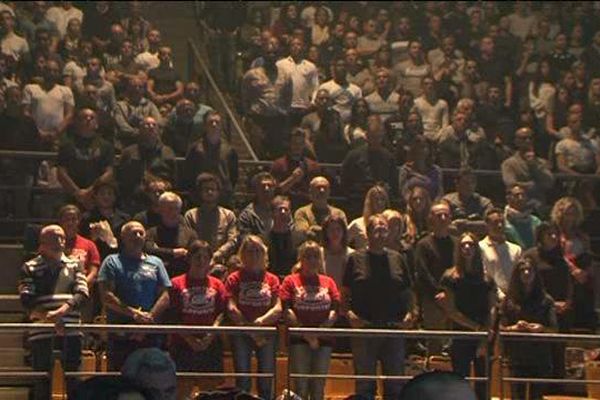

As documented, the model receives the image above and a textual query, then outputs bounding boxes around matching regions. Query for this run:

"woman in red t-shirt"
[225,235,281,399]
[281,241,340,400]
[170,240,227,373]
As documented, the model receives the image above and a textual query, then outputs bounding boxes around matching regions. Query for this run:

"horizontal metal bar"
[289,327,487,339]
[65,371,274,378]
[499,331,600,342]
[289,373,488,382]
[0,372,48,379]
[502,377,600,385]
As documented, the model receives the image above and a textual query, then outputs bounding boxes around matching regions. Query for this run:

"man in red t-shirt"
[170,240,227,373]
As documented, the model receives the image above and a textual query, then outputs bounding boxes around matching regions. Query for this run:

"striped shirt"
[18,254,88,341]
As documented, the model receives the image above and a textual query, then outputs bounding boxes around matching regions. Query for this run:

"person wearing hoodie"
[504,184,542,251]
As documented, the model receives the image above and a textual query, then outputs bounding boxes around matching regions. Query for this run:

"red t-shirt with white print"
[279,272,340,326]
[67,234,100,273]
[225,269,280,323]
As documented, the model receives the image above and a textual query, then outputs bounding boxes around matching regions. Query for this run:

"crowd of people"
[2,2,600,400]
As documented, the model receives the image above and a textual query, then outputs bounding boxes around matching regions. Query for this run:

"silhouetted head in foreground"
[399,371,478,400]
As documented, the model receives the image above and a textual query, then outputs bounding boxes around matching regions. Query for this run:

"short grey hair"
[158,191,182,208]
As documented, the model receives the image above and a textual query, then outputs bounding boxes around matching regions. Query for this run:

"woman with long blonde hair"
[225,235,281,399]
[347,184,389,250]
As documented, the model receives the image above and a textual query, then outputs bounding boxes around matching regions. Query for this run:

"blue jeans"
[230,333,276,399]
[351,337,405,400]
[289,343,332,400]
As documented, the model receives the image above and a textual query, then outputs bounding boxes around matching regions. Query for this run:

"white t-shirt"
[347,217,367,250]
[315,79,362,124]
[479,236,522,299]
[45,6,83,39]
[276,56,319,110]
[22,83,74,134]
[414,96,449,140]
[1,32,29,61]
[63,61,86,87]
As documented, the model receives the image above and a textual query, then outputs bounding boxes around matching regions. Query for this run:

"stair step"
[0,349,26,368]
[0,332,23,348]
[0,387,29,400]
[0,296,23,313]
[0,313,24,323]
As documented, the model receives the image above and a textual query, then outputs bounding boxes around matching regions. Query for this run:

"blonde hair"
[238,235,269,271]
[294,240,325,274]
[588,77,600,104]
[363,184,390,226]
[550,196,584,229]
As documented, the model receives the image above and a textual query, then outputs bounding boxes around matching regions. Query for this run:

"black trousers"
[31,335,82,400]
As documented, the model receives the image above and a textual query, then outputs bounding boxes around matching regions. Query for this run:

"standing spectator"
[501,127,555,209]
[500,257,557,400]
[549,33,576,74]
[301,88,347,163]
[347,184,389,251]
[147,47,184,106]
[131,176,171,230]
[504,184,542,251]
[281,241,340,400]
[581,30,600,75]
[343,98,370,149]
[398,135,444,201]
[58,17,82,61]
[414,200,456,353]
[225,235,281,400]
[524,223,574,386]
[105,39,141,96]
[170,240,227,374]
[357,18,384,58]
[242,35,293,158]
[77,56,117,118]
[57,108,114,209]
[439,232,495,400]
[365,68,399,123]
[310,7,331,47]
[323,214,354,289]
[342,214,416,400]
[276,37,319,126]
[272,4,301,43]
[98,221,171,370]
[293,176,347,244]
[413,76,449,141]
[345,48,375,95]
[393,40,431,97]
[506,2,537,40]
[82,1,120,52]
[45,1,82,39]
[0,10,29,62]
[476,37,513,109]
[162,99,202,157]
[584,77,600,132]
[114,77,162,149]
[183,110,238,206]
[528,59,557,156]
[19,1,58,45]
[479,208,523,300]
[100,23,127,68]
[145,192,198,278]
[386,104,420,164]
[341,114,397,217]
[443,168,493,236]
[237,172,276,243]
[404,184,432,246]
[316,57,362,125]
[183,173,238,267]
[437,111,484,168]
[18,224,88,400]
[22,59,74,146]
[271,127,321,209]
[268,195,298,280]
[134,29,163,72]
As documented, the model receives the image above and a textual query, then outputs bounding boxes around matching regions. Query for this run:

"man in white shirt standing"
[0,10,29,62]
[365,68,399,123]
[276,37,319,126]
[316,57,362,125]
[45,1,83,39]
[479,208,522,300]
[413,76,449,141]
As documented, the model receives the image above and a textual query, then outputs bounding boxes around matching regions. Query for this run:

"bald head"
[120,221,146,255]
[309,176,330,205]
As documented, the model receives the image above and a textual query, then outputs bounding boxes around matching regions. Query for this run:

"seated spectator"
[98,221,171,371]
[281,240,339,400]
[134,29,162,72]
[145,192,198,278]
[22,59,75,147]
[114,77,162,149]
[501,127,554,209]
[225,235,281,400]
[393,40,431,97]
[414,76,449,141]
[0,10,29,62]
[345,48,375,95]
[147,46,183,106]
[341,114,397,217]
[414,200,456,353]
[45,1,82,39]
[316,56,362,125]
[162,99,201,156]
[504,184,542,251]
[18,1,58,45]
[399,135,444,201]
[169,240,226,377]
[182,81,214,117]
[500,257,557,400]
[242,35,292,158]
[238,172,276,243]
[458,59,487,103]
[183,173,238,267]
[437,110,484,169]
[357,17,385,58]
[182,110,238,207]
[57,17,82,61]
[549,32,576,74]
[343,98,370,149]
[116,117,177,212]
[276,37,319,126]
[365,67,399,123]
[121,348,177,400]
[80,180,130,259]
[77,56,116,114]
[82,1,120,53]
[348,184,389,250]
[294,176,347,244]
[477,84,516,145]
[18,224,88,400]
[268,195,298,279]
[479,208,522,300]
[584,77,600,132]
[271,127,321,209]
[57,108,114,209]
[100,23,127,69]
[443,168,493,236]
[301,88,347,163]
[132,176,172,230]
